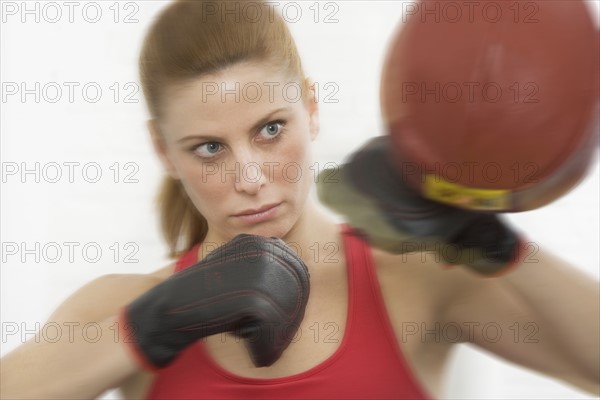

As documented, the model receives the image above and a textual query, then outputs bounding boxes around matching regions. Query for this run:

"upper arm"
[0,264,174,400]
[47,266,172,325]
[371,241,599,395]
[440,264,596,393]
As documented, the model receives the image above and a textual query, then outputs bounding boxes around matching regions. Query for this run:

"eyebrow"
[177,107,291,144]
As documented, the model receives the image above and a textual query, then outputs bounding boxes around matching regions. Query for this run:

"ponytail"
[156,176,208,259]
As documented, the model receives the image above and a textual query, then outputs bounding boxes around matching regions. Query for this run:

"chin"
[237,218,295,241]
[245,224,287,239]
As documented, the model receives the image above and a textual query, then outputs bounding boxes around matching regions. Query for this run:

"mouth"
[232,202,282,223]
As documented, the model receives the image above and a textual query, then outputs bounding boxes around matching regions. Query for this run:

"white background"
[1,1,599,399]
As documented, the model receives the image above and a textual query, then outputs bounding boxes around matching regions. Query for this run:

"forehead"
[160,62,305,139]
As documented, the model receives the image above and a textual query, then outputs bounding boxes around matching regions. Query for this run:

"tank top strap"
[339,224,372,266]
[339,223,405,359]
[174,243,201,272]
[339,223,375,302]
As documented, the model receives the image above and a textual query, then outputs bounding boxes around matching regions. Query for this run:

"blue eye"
[259,121,285,140]
[195,142,222,158]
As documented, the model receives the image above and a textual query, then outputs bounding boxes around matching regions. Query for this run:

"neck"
[281,197,342,267]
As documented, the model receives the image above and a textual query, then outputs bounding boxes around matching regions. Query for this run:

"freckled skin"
[153,61,320,246]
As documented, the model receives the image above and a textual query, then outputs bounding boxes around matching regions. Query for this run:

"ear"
[304,77,320,141]
[148,120,180,180]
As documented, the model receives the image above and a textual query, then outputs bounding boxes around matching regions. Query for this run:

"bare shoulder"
[47,262,176,325]
[367,246,521,327]
[370,247,474,302]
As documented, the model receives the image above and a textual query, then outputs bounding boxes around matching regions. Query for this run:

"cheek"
[177,161,228,214]
[273,133,313,190]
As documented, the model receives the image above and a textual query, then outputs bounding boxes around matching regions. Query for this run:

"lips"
[233,203,281,217]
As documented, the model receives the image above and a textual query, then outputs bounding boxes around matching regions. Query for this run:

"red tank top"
[146,225,431,399]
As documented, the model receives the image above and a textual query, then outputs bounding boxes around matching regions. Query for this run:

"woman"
[1,1,598,399]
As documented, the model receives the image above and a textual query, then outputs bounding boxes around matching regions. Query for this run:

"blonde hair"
[139,0,308,258]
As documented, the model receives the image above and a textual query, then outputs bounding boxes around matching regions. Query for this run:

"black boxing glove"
[317,136,526,276]
[119,234,310,369]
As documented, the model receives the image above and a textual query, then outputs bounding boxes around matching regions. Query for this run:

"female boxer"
[1,1,598,399]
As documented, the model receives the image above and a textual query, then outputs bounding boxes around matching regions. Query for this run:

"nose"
[231,150,268,196]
